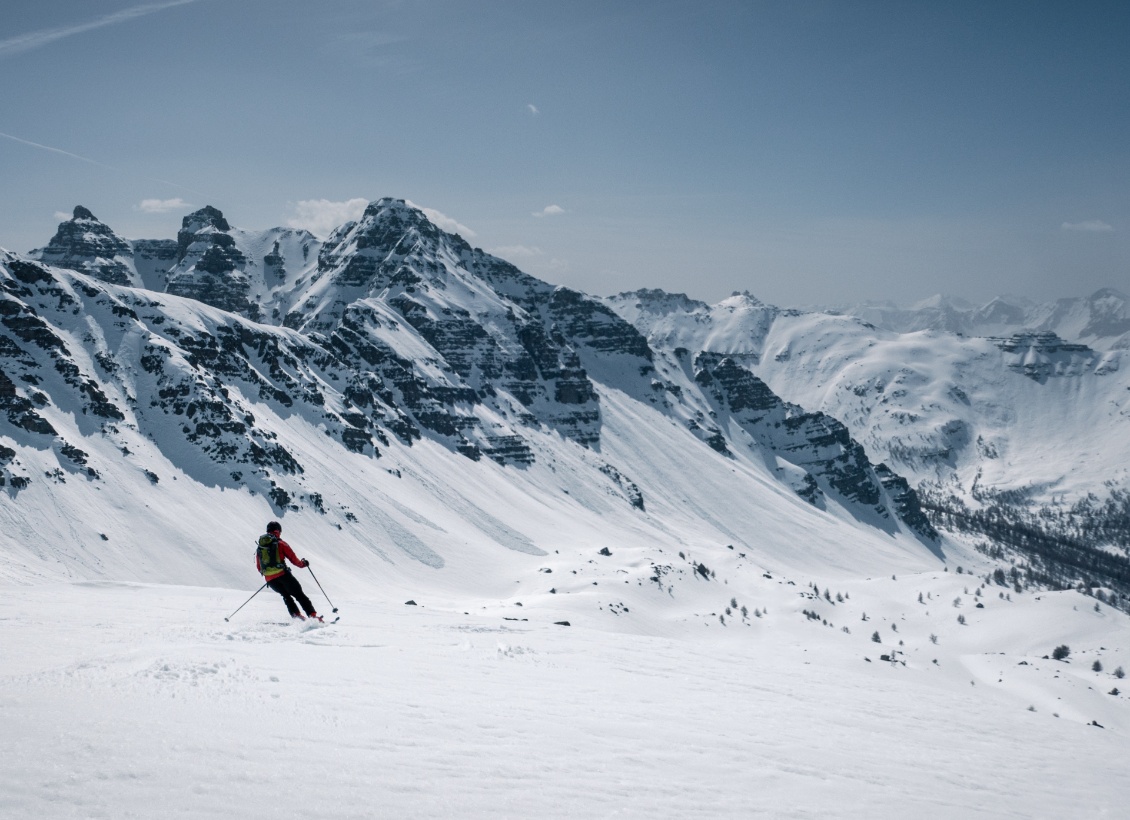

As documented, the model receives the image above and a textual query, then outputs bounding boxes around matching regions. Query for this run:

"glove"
[303,558,311,568]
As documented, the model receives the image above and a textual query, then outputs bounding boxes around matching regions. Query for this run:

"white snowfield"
[2,416,1128,818]
[2,579,1127,819]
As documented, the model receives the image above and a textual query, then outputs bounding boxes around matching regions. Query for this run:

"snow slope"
[3,572,1128,819]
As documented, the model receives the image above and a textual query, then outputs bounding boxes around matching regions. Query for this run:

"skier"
[256,521,321,621]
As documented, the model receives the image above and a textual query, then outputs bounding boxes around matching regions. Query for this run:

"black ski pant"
[267,572,316,617]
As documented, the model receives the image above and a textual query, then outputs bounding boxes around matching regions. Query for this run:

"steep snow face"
[607,289,1130,506]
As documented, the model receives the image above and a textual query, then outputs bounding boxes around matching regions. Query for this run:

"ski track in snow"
[1,582,1127,819]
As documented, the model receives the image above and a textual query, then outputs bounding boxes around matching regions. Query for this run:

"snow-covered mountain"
[4,200,937,585]
[608,289,1130,507]
[4,200,1130,816]
[6,199,1128,589]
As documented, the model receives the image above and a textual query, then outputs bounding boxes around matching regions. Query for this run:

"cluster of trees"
[918,488,1130,614]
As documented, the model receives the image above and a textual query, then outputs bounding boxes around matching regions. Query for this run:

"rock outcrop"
[692,352,935,538]
[31,206,137,287]
[166,206,257,318]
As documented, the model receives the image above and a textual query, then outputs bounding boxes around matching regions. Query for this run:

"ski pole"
[224,582,269,622]
[306,563,338,613]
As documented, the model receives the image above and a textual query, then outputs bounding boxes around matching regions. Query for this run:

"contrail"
[0,131,120,170]
[0,0,199,58]
[0,131,206,197]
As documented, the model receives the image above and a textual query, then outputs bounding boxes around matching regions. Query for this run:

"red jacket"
[256,537,306,581]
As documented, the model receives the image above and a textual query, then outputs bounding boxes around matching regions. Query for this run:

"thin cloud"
[287,198,369,237]
[533,205,565,218]
[406,201,477,238]
[1061,220,1114,233]
[0,130,119,170]
[138,197,190,214]
[527,104,540,116]
[0,0,198,58]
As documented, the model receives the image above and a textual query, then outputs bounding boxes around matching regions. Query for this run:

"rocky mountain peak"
[181,205,231,234]
[167,205,255,317]
[356,198,448,251]
[310,199,465,300]
[30,205,136,287]
[176,206,233,261]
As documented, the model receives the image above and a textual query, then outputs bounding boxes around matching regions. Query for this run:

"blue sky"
[1,0,1126,307]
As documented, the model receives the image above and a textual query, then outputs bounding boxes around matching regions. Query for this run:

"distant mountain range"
[817,290,1130,350]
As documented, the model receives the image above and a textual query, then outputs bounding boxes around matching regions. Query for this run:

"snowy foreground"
[3,575,1128,819]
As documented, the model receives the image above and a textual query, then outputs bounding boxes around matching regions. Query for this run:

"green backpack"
[256,534,286,575]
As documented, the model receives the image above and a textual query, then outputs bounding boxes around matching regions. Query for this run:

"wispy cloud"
[287,198,369,237]
[137,197,190,214]
[1061,220,1115,233]
[0,0,198,58]
[406,201,477,238]
[527,104,540,116]
[533,205,565,218]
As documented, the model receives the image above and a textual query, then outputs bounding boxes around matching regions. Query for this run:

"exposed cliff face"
[159,207,322,323]
[691,352,938,540]
[166,206,256,318]
[284,198,607,454]
[30,206,138,288]
[990,332,1100,382]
